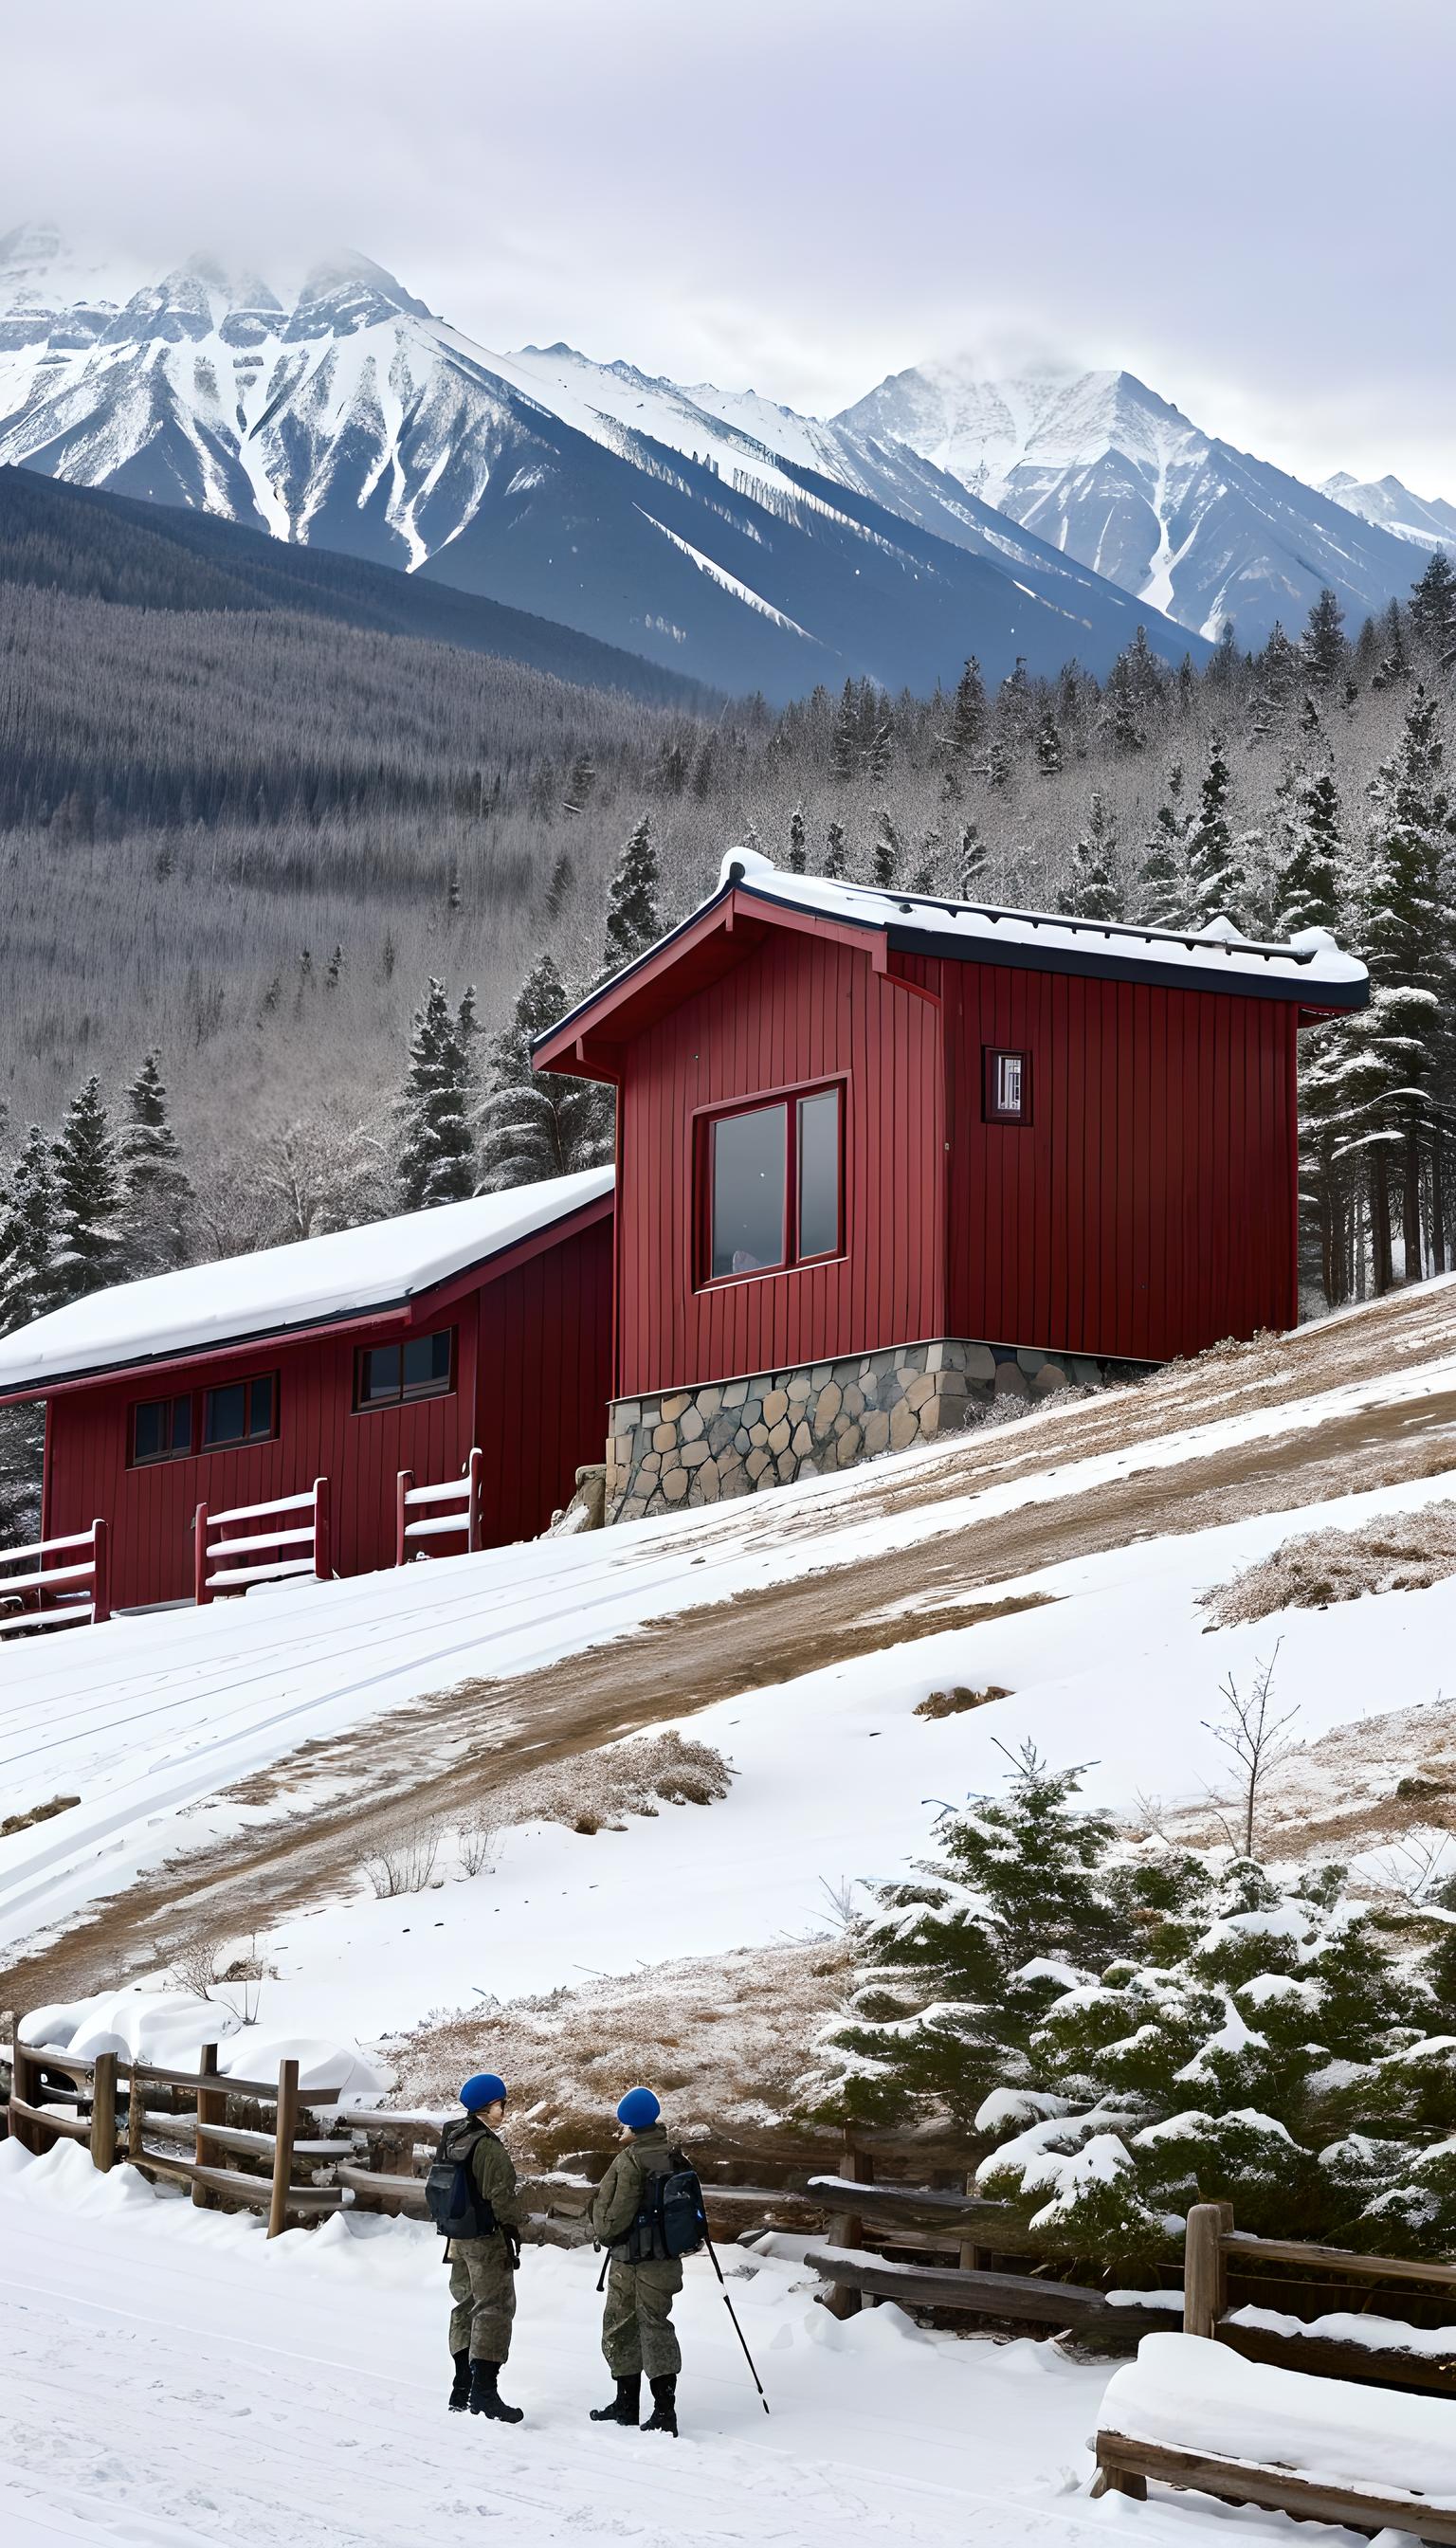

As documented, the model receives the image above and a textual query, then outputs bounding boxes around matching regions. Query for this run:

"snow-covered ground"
[5,1328,1456,2045]
[0,2137,1386,2548]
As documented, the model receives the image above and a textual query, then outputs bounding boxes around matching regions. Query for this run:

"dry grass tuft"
[915,1684,1010,1720]
[1203,1504,1456,1628]
[1,1793,80,1838]
[384,1938,850,2170]
[497,1728,734,1837]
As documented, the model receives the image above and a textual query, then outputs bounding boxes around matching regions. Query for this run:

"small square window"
[130,1392,193,1465]
[356,1328,455,1410]
[202,1374,279,1449]
[985,1046,1031,1125]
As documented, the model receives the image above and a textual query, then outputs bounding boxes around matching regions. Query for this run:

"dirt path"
[7,1291,1456,2014]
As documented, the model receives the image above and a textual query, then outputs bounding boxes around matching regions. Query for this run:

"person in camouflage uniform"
[589,2085,682,2436]
[442,2072,527,2422]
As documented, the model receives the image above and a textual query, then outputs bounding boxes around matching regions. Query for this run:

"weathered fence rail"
[395,1448,484,1564]
[194,1478,332,1605]
[0,1518,111,1633]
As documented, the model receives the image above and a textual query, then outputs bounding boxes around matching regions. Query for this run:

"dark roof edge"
[881,918,1369,1009]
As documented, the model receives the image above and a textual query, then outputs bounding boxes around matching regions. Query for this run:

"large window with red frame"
[702,1084,843,1283]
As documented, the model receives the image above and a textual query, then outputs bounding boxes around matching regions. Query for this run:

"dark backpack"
[624,2150,707,2263]
[426,2124,499,2242]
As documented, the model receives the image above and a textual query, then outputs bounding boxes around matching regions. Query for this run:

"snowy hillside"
[0,224,1192,700]
[836,355,1425,647]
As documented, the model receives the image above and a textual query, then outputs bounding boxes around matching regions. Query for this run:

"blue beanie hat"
[616,2086,661,2131]
[460,2072,506,2110]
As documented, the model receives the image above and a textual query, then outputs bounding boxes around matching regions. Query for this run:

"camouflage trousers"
[601,2255,682,2379]
[447,2236,517,2362]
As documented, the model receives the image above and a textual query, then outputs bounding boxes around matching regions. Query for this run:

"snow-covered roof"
[0,1167,614,1398]
[534,852,1367,1073]
[716,848,1368,1000]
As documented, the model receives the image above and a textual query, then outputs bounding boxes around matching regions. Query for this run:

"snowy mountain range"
[835,357,1433,649]
[0,224,1191,701]
[0,221,1443,695]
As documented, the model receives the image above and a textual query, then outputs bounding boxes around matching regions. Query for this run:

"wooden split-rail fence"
[7,2051,1455,2405]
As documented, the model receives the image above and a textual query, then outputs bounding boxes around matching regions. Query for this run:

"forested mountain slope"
[0,465,714,706]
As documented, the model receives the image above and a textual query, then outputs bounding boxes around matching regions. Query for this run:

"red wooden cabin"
[534,849,1367,1520]
[0,1169,613,1614]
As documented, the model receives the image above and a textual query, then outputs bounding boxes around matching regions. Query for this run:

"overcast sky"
[6,0,1452,492]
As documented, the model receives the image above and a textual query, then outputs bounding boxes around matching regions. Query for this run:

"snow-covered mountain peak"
[0,221,143,340]
[836,357,1201,507]
[1320,467,1456,553]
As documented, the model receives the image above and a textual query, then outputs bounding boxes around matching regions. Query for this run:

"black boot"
[468,2359,524,2423]
[590,2374,642,2425]
[448,2349,471,2412]
[642,2375,678,2436]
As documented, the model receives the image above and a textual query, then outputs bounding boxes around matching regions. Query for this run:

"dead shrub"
[357,1816,445,1899]
[1203,1504,1456,1628]
[457,1806,502,1879]
[915,1684,1010,1720]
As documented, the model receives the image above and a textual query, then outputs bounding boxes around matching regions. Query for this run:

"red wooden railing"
[395,1447,483,1565]
[0,1519,111,1634]
[193,1478,332,1606]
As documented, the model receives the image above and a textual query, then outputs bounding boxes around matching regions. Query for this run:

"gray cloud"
[6,0,1453,491]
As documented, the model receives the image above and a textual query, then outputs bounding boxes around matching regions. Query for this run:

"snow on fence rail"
[0,1518,110,1635]
[193,1477,332,1604]
[395,1447,483,1564]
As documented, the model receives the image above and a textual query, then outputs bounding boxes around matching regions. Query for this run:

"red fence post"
[313,1476,332,1582]
[90,1517,112,1626]
[395,1469,412,1568]
[466,1447,483,1553]
[193,1502,212,1607]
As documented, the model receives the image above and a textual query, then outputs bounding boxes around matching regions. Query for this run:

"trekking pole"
[701,2227,771,2414]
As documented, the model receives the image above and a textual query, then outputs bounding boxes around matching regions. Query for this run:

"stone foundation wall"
[605,1338,1144,1522]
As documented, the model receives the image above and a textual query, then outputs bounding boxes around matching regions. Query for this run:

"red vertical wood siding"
[41,1214,613,1611]
[614,932,944,1399]
[942,957,1301,1361]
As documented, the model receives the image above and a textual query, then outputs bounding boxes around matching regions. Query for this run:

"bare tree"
[1202,1644,1300,1856]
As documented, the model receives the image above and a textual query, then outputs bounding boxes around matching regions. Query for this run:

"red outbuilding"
[0,1168,613,1619]
[533,848,1368,1521]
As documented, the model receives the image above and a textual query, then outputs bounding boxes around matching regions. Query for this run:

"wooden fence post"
[267,2058,300,2239]
[958,2167,983,2273]
[89,2051,118,2173]
[10,2039,37,2155]
[193,1502,212,1607]
[126,2061,145,2165]
[193,2044,221,2208]
[1184,2201,1229,2339]
[824,2134,871,2320]
[395,1469,413,1567]
[312,1478,332,1582]
[90,1517,112,1626]
[466,1447,483,1553]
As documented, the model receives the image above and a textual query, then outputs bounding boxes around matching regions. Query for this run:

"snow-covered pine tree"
[787,807,808,872]
[1358,683,1456,1282]
[1138,762,1192,927]
[1409,548,1456,668]
[1061,792,1123,920]
[812,1747,1129,2133]
[119,1051,191,1274]
[1034,709,1063,778]
[397,979,476,1210]
[51,1075,128,1303]
[823,821,848,880]
[475,954,612,1192]
[602,814,662,979]
[1186,732,1247,928]
[1272,769,1345,938]
[871,812,901,888]
[958,822,988,900]
[0,1127,64,1332]
[1301,588,1349,694]
[974,1848,1456,2266]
